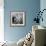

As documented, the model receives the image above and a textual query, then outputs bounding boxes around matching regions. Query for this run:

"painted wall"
[40,0,46,27]
[4,0,40,42]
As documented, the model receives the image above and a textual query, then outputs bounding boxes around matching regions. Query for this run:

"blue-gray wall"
[4,0,40,42]
[40,0,46,27]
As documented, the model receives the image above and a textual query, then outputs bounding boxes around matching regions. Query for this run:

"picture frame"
[10,11,25,26]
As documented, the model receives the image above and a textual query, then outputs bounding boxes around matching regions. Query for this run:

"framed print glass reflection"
[10,11,25,26]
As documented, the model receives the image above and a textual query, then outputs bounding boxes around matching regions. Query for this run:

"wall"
[40,0,46,27]
[4,0,40,42]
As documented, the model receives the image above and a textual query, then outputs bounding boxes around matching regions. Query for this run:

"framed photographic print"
[10,11,25,26]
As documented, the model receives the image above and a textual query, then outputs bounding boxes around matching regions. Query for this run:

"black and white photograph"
[10,11,25,26]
